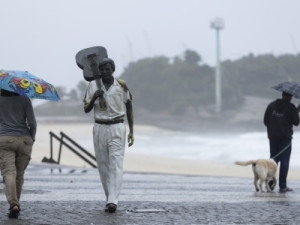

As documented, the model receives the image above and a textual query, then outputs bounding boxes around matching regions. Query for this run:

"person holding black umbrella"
[0,89,36,218]
[264,90,300,193]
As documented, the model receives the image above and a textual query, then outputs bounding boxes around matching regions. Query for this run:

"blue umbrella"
[0,70,60,101]
[273,81,300,99]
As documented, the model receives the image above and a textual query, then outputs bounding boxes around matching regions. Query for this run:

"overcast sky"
[1,0,299,91]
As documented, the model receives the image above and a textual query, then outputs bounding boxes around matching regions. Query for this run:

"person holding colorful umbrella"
[0,70,60,219]
[0,88,36,219]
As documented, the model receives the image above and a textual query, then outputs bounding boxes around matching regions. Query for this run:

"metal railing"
[42,131,97,168]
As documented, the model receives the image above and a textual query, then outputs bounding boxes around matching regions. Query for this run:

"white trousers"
[93,123,126,205]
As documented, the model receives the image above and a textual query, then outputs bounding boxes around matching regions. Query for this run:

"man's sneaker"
[107,203,117,213]
[8,204,20,219]
[279,187,293,193]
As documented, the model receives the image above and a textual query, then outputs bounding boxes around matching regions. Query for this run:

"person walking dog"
[264,91,300,193]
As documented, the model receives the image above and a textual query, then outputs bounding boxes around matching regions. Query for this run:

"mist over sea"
[78,126,300,169]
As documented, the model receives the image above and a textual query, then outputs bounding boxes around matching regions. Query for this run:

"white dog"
[234,159,277,192]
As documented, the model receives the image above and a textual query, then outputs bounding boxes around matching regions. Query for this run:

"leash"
[271,143,291,159]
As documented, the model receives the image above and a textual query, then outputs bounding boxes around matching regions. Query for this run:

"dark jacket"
[0,95,36,141]
[264,99,299,140]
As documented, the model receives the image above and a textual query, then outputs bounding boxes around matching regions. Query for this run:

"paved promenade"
[0,162,300,225]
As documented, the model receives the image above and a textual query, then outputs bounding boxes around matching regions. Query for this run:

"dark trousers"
[269,139,292,189]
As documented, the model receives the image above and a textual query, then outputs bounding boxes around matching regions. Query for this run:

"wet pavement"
[0,162,300,225]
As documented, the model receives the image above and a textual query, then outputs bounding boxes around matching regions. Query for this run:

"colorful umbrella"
[273,81,300,99]
[0,70,60,101]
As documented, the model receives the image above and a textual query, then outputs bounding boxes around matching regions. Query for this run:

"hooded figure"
[264,91,300,192]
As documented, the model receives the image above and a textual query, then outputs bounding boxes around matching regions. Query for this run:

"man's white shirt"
[84,78,130,121]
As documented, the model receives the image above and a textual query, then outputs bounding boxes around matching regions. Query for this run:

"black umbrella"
[272,81,300,99]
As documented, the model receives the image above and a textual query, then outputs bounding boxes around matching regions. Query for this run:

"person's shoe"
[279,187,293,193]
[104,204,109,212]
[107,203,117,213]
[8,204,20,219]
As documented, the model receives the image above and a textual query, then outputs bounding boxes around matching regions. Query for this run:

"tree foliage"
[222,53,300,98]
[34,51,300,118]
[120,52,300,115]
[120,52,240,115]
[184,49,201,64]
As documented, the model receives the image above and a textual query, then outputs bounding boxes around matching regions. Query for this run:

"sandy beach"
[32,121,300,180]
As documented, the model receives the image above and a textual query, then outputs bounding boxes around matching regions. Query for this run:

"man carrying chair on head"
[76,47,134,213]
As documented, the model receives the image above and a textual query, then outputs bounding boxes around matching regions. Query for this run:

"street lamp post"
[210,18,224,113]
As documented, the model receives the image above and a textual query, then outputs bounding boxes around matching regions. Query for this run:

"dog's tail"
[234,160,257,166]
